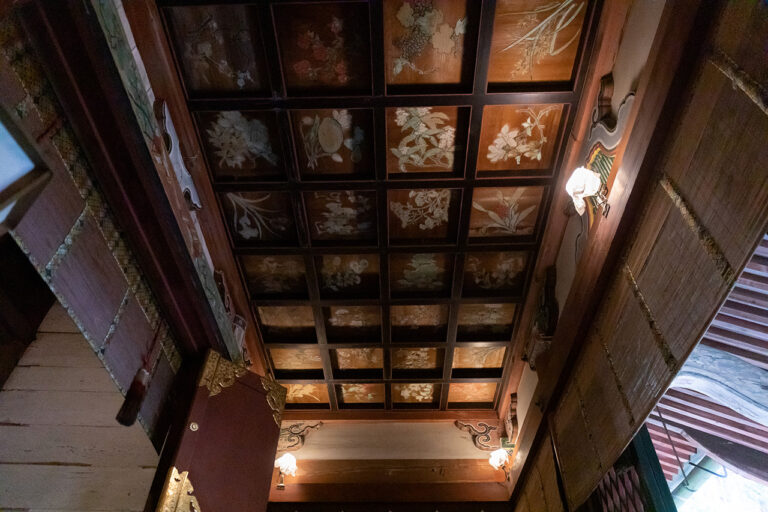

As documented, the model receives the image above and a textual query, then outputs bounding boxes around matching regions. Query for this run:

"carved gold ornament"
[198,350,247,397]
[261,374,287,427]
[156,466,200,512]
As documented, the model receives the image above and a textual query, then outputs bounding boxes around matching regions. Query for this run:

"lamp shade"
[274,453,297,476]
[488,448,509,470]
[565,166,602,215]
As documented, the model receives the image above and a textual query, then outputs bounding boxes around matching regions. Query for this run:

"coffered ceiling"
[157,0,596,413]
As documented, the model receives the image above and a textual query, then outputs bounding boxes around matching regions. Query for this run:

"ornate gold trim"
[198,350,247,397]
[156,466,201,512]
[261,375,287,427]
[659,174,736,286]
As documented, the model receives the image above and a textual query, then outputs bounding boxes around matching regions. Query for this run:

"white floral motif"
[486,106,557,165]
[395,348,433,368]
[226,193,290,240]
[392,1,466,77]
[255,257,304,293]
[498,0,586,80]
[321,256,369,291]
[472,189,537,236]
[342,384,379,402]
[181,11,258,89]
[466,254,525,289]
[313,192,372,237]
[336,348,381,368]
[397,254,445,290]
[286,384,322,402]
[327,307,378,328]
[397,383,434,402]
[207,111,278,168]
[391,107,456,172]
[390,189,451,231]
[300,110,365,170]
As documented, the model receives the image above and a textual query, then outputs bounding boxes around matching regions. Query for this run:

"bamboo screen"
[550,1,768,507]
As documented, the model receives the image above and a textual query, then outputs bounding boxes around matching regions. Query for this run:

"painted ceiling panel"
[160,0,594,414]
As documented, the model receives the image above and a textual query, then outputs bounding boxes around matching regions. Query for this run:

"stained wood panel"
[155,0,600,415]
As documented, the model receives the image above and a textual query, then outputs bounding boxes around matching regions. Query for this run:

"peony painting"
[273,3,371,93]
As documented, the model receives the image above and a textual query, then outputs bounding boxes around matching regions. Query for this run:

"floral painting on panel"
[273,3,371,92]
[387,107,459,173]
[285,383,330,404]
[270,348,323,370]
[167,6,268,94]
[390,253,452,295]
[389,189,458,241]
[469,187,544,238]
[241,255,306,296]
[340,383,385,404]
[463,251,528,294]
[488,0,587,84]
[334,348,383,370]
[384,0,470,85]
[392,348,441,370]
[447,382,497,403]
[320,254,379,296]
[221,192,295,243]
[292,109,372,177]
[457,303,516,336]
[393,383,438,403]
[305,191,377,241]
[198,111,281,179]
[452,346,507,369]
[477,104,563,172]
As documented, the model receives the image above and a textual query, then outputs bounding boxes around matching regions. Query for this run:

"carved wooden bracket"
[454,420,501,451]
[278,422,323,452]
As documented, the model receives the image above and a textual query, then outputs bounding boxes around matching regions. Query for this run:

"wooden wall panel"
[535,439,564,512]
[552,380,602,507]
[0,9,181,440]
[0,305,158,512]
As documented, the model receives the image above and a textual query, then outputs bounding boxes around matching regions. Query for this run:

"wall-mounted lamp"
[565,166,610,217]
[274,453,297,490]
[488,448,511,480]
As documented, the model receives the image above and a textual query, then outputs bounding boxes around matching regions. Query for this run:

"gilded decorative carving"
[278,422,323,452]
[659,174,736,286]
[454,420,500,451]
[156,466,201,512]
[198,350,247,397]
[261,375,287,427]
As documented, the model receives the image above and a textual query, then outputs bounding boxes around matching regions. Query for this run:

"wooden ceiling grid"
[157,0,597,412]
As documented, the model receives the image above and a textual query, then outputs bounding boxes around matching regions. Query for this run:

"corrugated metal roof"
[646,234,768,481]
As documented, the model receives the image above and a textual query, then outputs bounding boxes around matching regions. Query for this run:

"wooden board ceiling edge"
[121,0,268,374]
[282,410,500,422]
[498,0,621,422]
[506,0,713,503]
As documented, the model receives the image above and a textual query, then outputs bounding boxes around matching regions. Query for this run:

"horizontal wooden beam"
[282,410,500,422]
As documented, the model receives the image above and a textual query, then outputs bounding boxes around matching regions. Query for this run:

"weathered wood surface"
[0,305,158,512]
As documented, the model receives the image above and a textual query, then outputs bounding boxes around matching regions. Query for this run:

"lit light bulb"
[488,448,509,470]
[565,166,603,215]
[275,453,297,476]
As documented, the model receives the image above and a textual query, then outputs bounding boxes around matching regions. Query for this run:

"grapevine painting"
[383,0,473,88]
